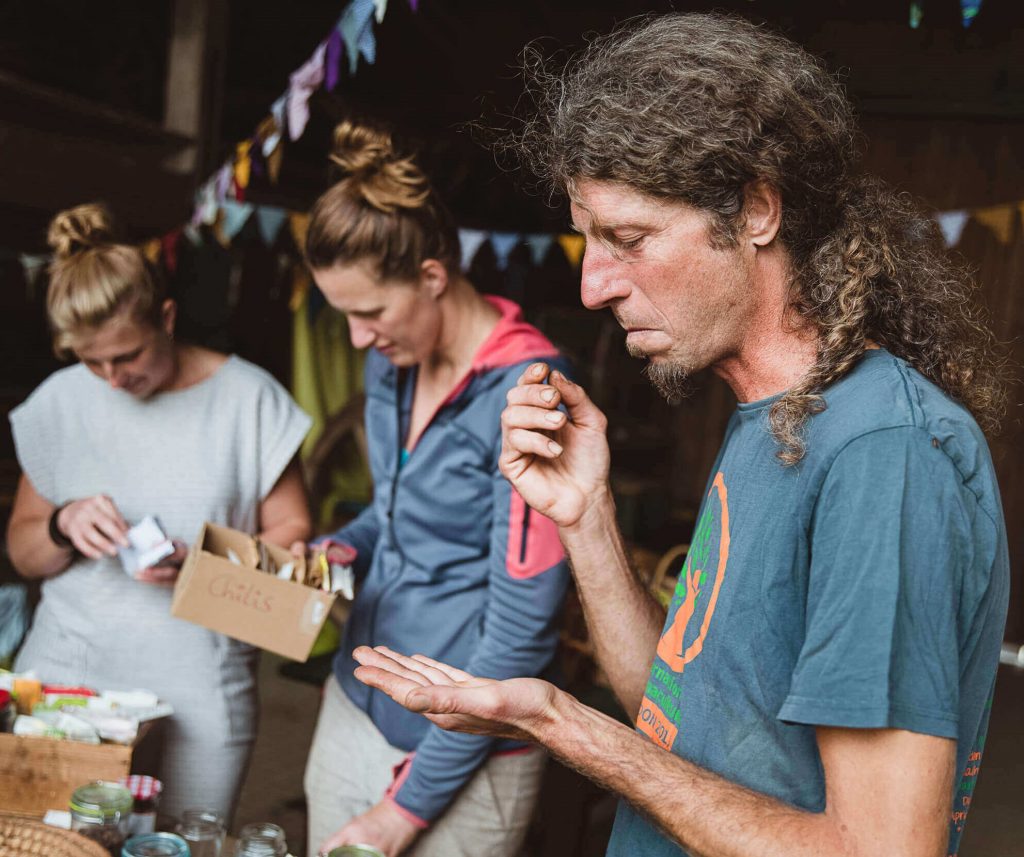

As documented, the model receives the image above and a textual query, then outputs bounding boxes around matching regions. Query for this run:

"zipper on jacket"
[519,503,531,565]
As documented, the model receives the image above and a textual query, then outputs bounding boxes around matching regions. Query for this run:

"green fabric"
[290,287,371,530]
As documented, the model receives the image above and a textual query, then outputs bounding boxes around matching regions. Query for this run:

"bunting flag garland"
[909,0,983,28]
[188,0,406,230]
[18,196,1024,290]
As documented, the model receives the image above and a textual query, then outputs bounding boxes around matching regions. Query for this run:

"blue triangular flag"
[525,234,555,267]
[255,206,289,246]
[962,0,982,27]
[490,232,520,271]
[221,201,255,240]
[339,0,376,75]
[458,229,488,271]
[936,210,969,247]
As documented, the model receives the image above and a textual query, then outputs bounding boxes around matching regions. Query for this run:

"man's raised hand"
[499,363,611,529]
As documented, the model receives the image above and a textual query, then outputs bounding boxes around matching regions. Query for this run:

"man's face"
[570,179,758,399]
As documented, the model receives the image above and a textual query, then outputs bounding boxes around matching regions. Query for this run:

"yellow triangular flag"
[141,238,161,264]
[267,141,284,185]
[234,140,252,191]
[212,208,231,249]
[972,204,1014,244]
[557,234,586,268]
[289,212,311,253]
[290,266,311,313]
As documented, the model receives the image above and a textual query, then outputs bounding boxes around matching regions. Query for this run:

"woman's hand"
[134,540,188,585]
[318,798,421,857]
[500,363,613,529]
[56,495,129,559]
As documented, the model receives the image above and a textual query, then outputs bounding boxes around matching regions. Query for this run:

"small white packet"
[118,516,175,575]
[330,563,355,600]
[43,810,72,830]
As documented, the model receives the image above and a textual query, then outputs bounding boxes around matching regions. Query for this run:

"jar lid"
[119,774,164,800]
[122,832,190,856]
[70,781,134,818]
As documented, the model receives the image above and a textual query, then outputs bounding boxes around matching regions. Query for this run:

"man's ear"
[743,181,782,247]
[419,258,449,299]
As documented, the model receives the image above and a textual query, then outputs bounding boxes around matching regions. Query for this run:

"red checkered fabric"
[120,775,163,800]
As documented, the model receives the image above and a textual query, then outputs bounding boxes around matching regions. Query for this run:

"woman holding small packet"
[297,121,571,857]
[6,203,313,819]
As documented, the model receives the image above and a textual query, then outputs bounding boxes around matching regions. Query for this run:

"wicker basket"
[0,816,111,857]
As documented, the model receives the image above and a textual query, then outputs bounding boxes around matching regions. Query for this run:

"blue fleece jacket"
[329,296,571,826]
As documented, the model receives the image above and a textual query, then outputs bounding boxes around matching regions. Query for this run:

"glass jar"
[175,808,226,857]
[233,822,287,856]
[119,775,163,835]
[122,832,191,856]
[70,781,134,856]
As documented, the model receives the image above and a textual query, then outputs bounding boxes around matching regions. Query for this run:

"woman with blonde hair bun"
[299,121,571,857]
[7,202,312,820]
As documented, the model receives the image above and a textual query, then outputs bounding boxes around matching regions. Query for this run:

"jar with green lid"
[69,780,134,856]
[327,847,385,857]
[122,832,192,856]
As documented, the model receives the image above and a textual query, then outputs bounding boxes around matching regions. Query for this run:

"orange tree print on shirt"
[656,472,731,673]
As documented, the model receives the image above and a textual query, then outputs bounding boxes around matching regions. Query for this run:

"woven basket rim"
[0,816,113,857]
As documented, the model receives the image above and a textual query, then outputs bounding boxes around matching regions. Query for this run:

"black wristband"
[48,504,74,550]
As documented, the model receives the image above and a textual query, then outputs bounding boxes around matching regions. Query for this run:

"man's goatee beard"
[627,344,693,403]
[643,362,693,403]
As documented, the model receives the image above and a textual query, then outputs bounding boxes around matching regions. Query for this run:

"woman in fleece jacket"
[299,121,571,857]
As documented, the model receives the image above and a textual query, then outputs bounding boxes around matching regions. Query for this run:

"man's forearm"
[537,691,847,857]
[560,490,667,718]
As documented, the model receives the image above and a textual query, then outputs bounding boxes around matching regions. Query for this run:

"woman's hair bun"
[328,120,429,213]
[47,203,117,260]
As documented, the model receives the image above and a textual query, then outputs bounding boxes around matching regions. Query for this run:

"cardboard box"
[171,523,336,662]
[0,722,151,815]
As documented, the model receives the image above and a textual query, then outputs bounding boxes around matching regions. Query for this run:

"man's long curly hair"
[504,13,1007,463]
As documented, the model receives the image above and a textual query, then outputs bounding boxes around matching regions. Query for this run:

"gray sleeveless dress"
[10,356,311,819]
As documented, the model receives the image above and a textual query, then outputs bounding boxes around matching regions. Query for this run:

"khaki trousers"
[304,675,546,857]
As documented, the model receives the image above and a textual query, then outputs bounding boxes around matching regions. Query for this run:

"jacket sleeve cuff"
[311,537,358,566]
[384,754,431,829]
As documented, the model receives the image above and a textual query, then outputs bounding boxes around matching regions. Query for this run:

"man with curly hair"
[351,13,1010,857]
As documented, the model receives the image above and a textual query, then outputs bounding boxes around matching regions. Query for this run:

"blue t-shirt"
[608,349,1009,857]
